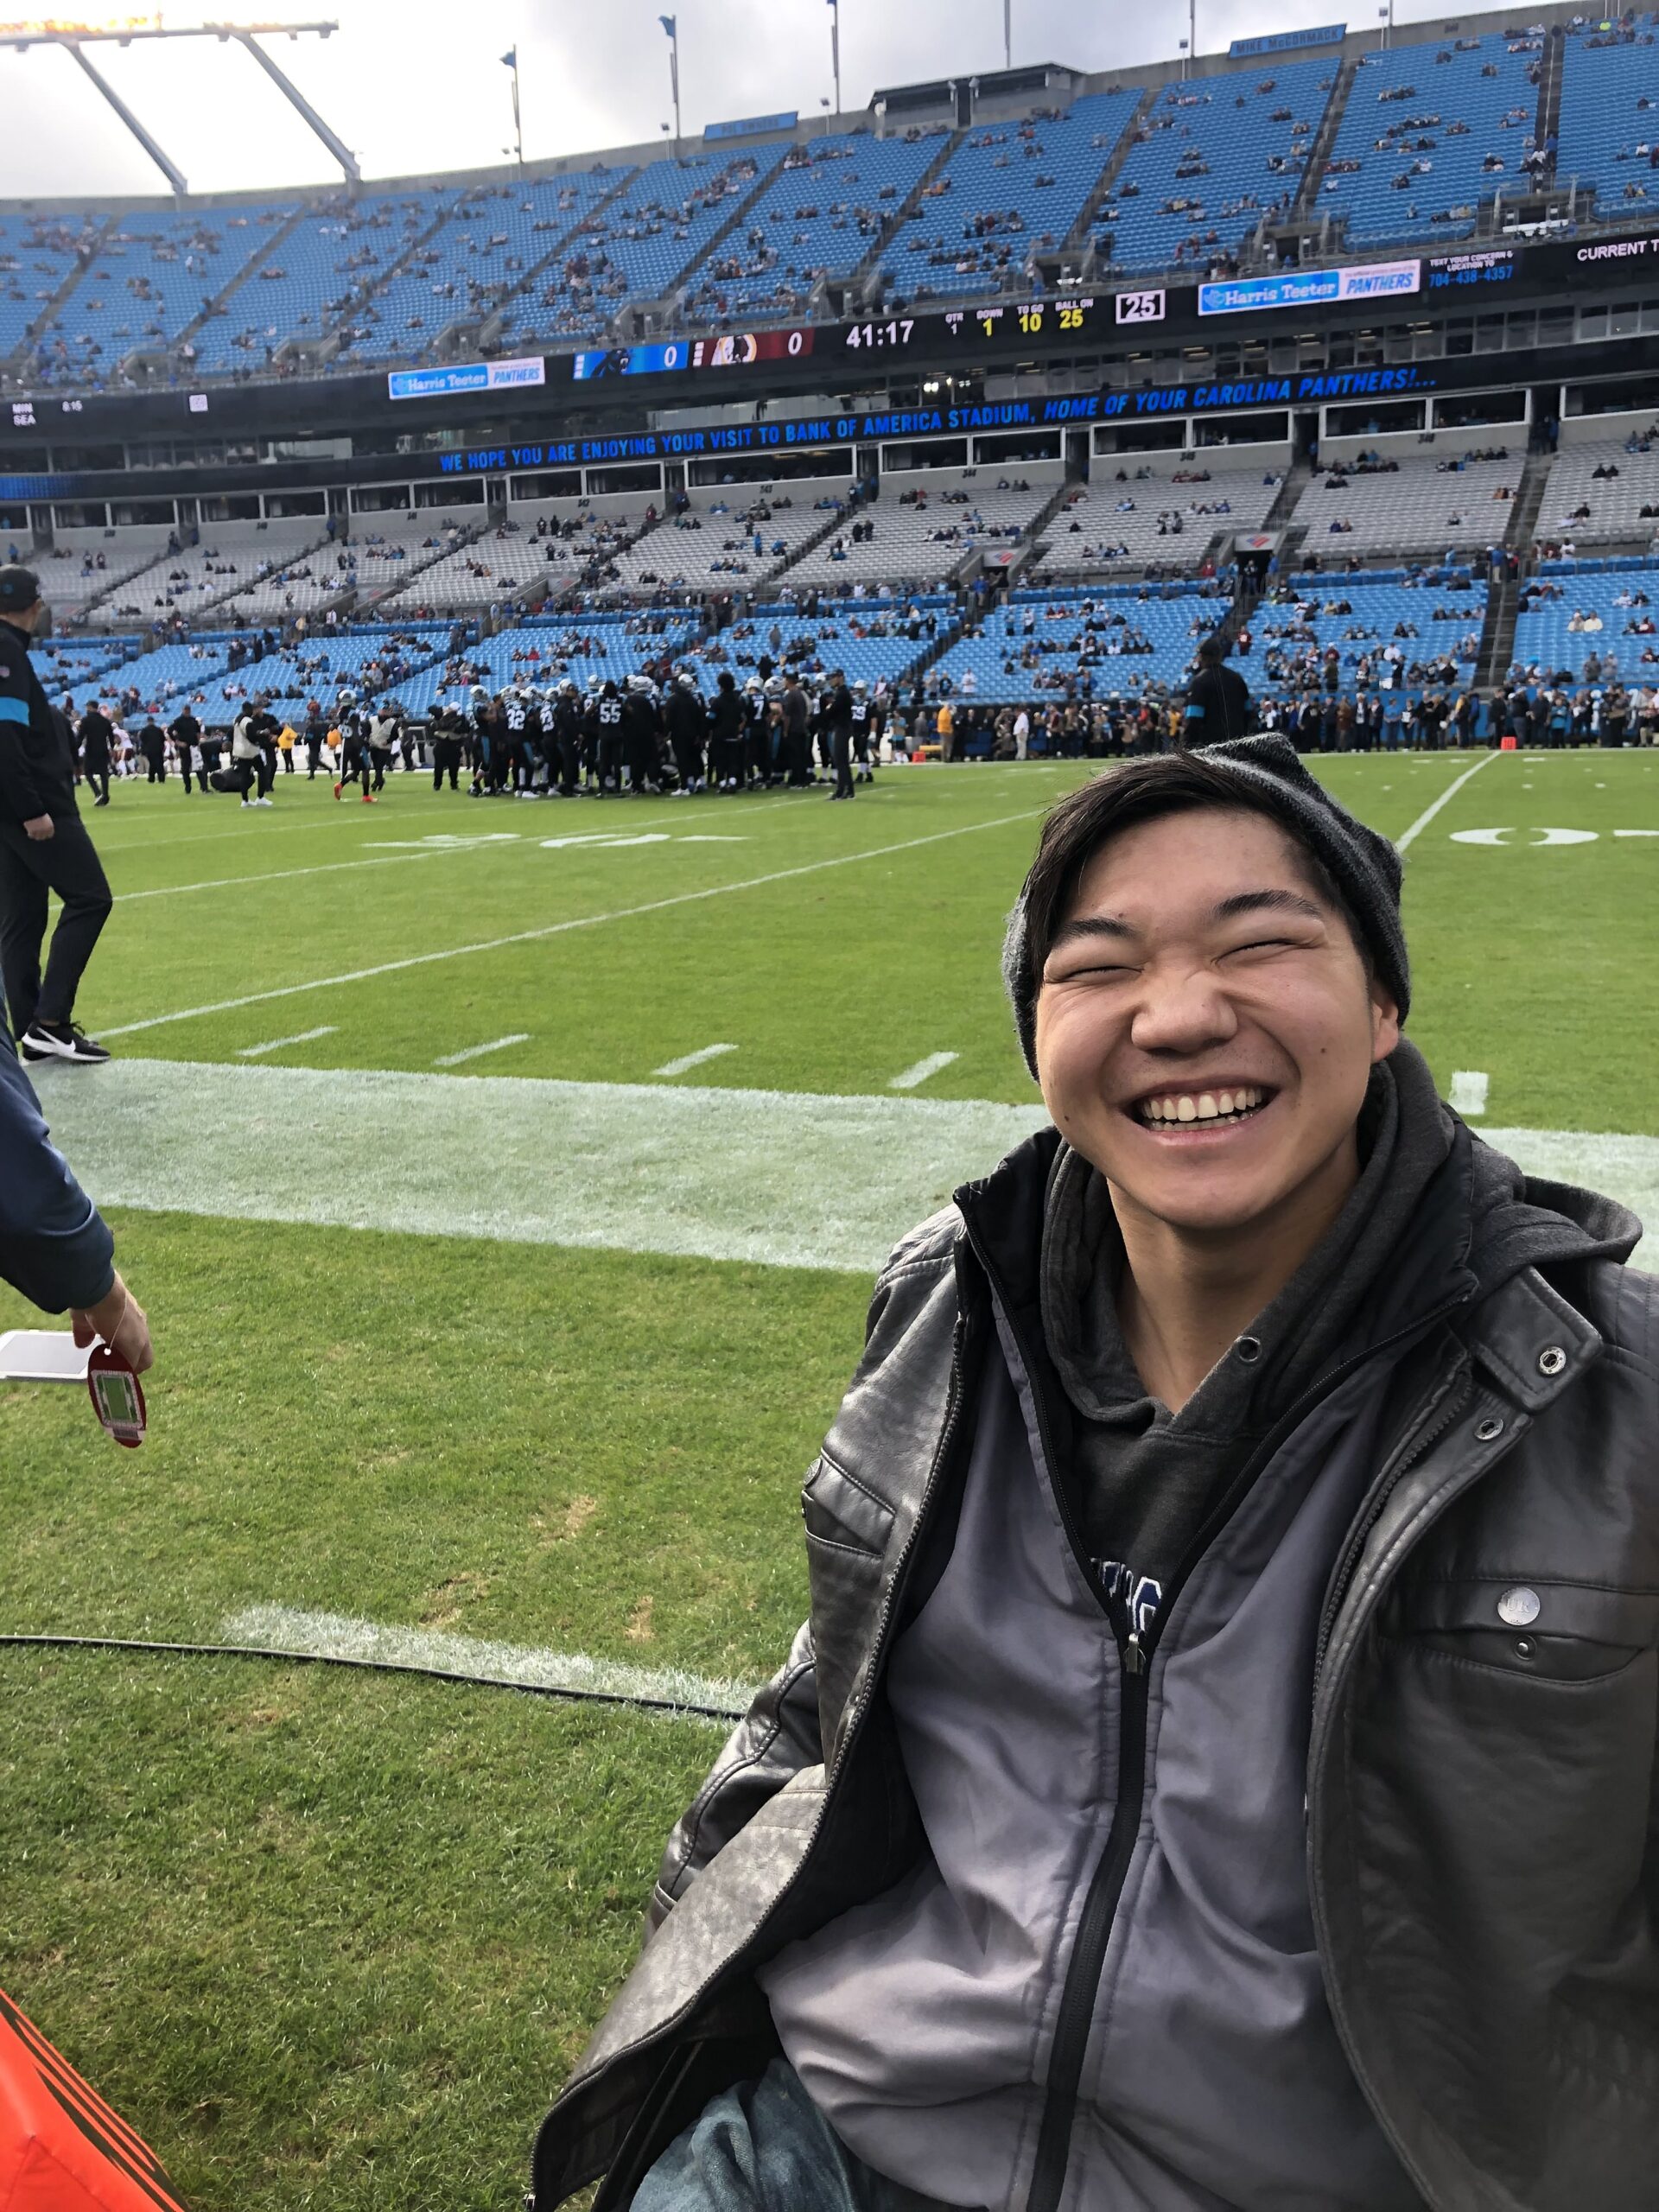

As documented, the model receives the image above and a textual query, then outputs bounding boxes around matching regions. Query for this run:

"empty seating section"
[1095,60,1333,276]
[1537,435,1659,546]
[30,531,175,618]
[189,191,451,372]
[687,596,953,692]
[1510,565,1659,677]
[1554,23,1659,208]
[680,130,946,325]
[219,543,360,624]
[595,498,833,596]
[785,484,1052,590]
[94,521,327,626]
[1036,461,1281,575]
[385,613,702,715]
[1317,32,1541,248]
[510,155,781,346]
[1254,572,1485,695]
[930,585,1221,705]
[31,208,291,386]
[0,213,99,358]
[359,170,624,361]
[376,509,649,610]
[880,90,1141,304]
[1290,449,1519,555]
[338,516,477,604]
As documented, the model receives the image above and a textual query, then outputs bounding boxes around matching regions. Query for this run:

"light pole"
[500,46,522,166]
[829,0,842,120]
[1003,0,1012,71]
[659,15,682,155]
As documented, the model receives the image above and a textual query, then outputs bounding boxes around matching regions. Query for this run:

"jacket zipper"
[1006,1266,1471,2212]
[534,1282,983,2208]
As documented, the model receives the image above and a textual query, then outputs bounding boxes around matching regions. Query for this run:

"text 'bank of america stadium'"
[10,3,1659,750]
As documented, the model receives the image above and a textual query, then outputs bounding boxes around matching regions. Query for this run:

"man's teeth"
[1139,1087,1266,1124]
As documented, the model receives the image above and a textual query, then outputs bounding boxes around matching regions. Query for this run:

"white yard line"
[219,1605,754,1720]
[117,847,469,903]
[433,1033,531,1067]
[1395,748,1500,851]
[654,1043,737,1077]
[30,1058,1656,1274]
[890,1051,959,1090]
[98,805,1049,1039]
[238,1026,338,1059]
[1449,1070,1490,1116]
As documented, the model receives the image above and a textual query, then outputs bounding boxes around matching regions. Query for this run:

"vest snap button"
[1537,1344,1567,1377]
[1513,1637,1536,1658]
[1234,1334,1262,1363]
[1474,1414,1503,1441]
[1498,1586,1542,1628]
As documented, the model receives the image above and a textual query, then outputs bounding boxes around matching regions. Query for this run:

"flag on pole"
[500,47,516,67]
[659,14,677,34]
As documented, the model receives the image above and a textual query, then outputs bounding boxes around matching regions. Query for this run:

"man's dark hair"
[1001,739,1410,1078]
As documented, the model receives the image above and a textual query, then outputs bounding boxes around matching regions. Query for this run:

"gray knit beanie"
[1001,733,1411,1079]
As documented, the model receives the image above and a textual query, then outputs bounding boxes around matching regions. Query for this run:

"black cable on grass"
[0,1633,742,1725]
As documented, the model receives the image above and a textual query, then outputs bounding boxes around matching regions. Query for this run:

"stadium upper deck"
[5,4,1659,399]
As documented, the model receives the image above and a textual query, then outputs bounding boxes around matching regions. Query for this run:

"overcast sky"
[2,0,1461,201]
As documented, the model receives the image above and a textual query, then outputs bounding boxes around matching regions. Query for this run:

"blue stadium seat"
[1554,22,1659,214]
[30,208,293,386]
[1510,564,1659,678]
[354,170,626,362]
[929,582,1226,704]
[190,190,455,372]
[508,154,785,346]
[0,213,101,362]
[1096,58,1336,275]
[681,129,948,325]
[880,89,1141,304]
[1316,31,1543,249]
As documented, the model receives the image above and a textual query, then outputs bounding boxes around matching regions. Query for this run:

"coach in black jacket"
[0,567,112,1065]
[1182,632,1253,745]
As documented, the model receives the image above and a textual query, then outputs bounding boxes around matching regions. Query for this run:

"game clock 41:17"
[843,320,917,350]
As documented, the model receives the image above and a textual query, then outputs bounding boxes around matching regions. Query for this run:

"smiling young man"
[531,737,1658,2212]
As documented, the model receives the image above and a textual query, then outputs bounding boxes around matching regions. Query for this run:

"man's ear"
[1369,982,1402,1066]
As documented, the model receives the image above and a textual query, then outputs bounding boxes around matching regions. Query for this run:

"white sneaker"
[255,796,274,807]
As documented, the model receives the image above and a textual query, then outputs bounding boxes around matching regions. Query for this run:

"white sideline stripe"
[654,1042,737,1077]
[1395,748,1499,851]
[238,1026,338,1059]
[97,806,1049,1039]
[29,1058,1656,1273]
[433,1033,531,1066]
[1449,1070,1490,1116]
[219,1605,753,1720]
[890,1052,959,1091]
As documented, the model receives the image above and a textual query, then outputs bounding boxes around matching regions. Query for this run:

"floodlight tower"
[0,22,356,197]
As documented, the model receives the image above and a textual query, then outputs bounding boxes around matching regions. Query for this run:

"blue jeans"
[631,2059,959,2212]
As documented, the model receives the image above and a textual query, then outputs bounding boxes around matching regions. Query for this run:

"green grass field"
[1,748,1656,2210]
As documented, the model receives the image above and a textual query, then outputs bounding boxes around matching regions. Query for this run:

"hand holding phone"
[71,1270,153,1375]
